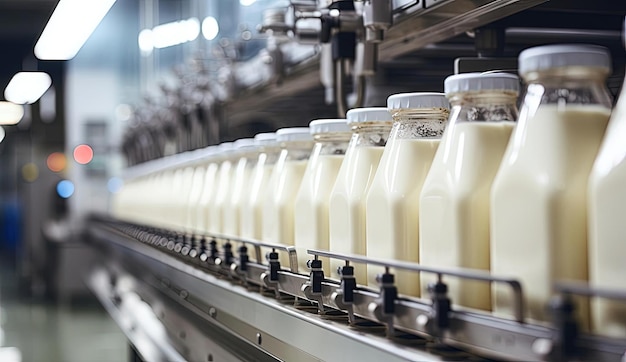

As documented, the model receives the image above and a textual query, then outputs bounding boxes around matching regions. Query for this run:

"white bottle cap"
[387,92,450,110]
[253,132,276,144]
[518,44,611,76]
[219,141,233,149]
[346,107,392,123]
[197,145,217,157]
[233,138,256,149]
[218,142,234,154]
[309,119,350,134]
[276,127,313,142]
[444,73,520,94]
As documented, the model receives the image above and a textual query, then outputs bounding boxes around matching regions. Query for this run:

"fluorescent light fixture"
[0,102,24,125]
[240,0,257,6]
[202,17,219,41]
[138,18,200,54]
[4,72,52,105]
[34,0,117,60]
[138,29,153,54]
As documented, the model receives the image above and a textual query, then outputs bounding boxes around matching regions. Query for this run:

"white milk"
[294,154,345,274]
[241,155,274,240]
[420,122,514,309]
[263,159,309,268]
[491,105,610,326]
[223,155,252,237]
[588,85,626,337]
[329,146,385,281]
[209,159,233,235]
[195,161,219,234]
[366,138,440,296]
[185,165,206,233]
[175,166,196,231]
[157,169,177,229]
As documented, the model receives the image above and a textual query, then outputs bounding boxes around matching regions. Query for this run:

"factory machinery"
[90,0,626,361]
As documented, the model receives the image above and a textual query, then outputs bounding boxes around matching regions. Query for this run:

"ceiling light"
[202,17,219,41]
[34,0,117,60]
[0,102,25,125]
[138,18,200,53]
[4,72,52,105]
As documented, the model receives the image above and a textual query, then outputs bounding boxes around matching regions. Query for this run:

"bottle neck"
[257,145,281,165]
[313,132,352,142]
[389,108,450,139]
[522,67,609,84]
[314,133,351,155]
[522,71,612,109]
[448,91,519,124]
[350,121,393,147]
[281,140,314,161]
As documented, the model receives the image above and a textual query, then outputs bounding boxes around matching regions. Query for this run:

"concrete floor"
[0,260,128,362]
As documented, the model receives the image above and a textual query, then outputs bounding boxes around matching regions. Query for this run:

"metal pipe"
[334,59,348,117]
[505,27,621,41]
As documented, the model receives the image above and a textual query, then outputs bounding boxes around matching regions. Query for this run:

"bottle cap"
[217,142,234,156]
[444,72,520,95]
[253,132,276,144]
[309,119,350,134]
[233,138,256,149]
[518,44,611,76]
[218,142,234,151]
[387,92,450,110]
[276,127,313,142]
[346,107,392,123]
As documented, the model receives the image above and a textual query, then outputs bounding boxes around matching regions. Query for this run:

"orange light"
[46,152,67,172]
[73,144,93,165]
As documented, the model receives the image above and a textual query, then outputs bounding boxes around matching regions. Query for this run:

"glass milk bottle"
[241,133,278,242]
[263,128,314,268]
[420,74,519,310]
[185,146,216,236]
[207,142,235,237]
[294,119,351,274]
[329,108,392,282]
[194,144,228,235]
[588,70,626,337]
[491,45,612,327]
[174,150,204,233]
[223,139,257,237]
[366,93,450,297]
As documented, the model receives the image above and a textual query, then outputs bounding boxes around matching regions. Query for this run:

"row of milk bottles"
[112,44,626,338]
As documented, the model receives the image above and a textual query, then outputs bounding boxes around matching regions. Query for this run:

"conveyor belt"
[87,217,626,361]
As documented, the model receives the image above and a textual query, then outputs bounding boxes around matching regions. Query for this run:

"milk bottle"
[294,119,351,274]
[195,144,229,235]
[420,74,519,309]
[174,153,199,232]
[263,128,313,269]
[588,72,626,337]
[185,146,216,235]
[366,94,450,297]
[241,133,279,249]
[329,108,392,282]
[491,45,612,327]
[223,139,257,237]
[207,142,235,237]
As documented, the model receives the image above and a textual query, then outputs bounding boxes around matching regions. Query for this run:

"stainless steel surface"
[88,219,626,362]
[88,270,187,362]
[89,221,446,361]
